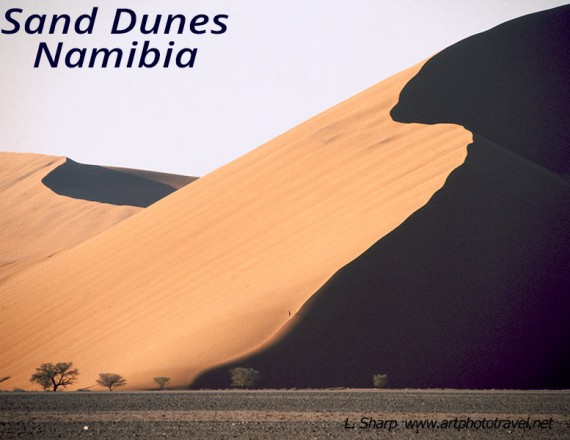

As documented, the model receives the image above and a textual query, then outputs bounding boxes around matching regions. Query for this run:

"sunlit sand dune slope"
[0,63,470,390]
[0,153,193,282]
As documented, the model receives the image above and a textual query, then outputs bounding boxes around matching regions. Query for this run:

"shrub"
[373,373,388,388]
[230,367,261,389]
[154,376,170,390]
[30,362,79,391]
[96,373,126,391]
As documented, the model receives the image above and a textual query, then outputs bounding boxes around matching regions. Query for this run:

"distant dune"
[101,166,195,191]
[0,62,469,389]
[195,5,570,389]
[0,153,194,281]
[0,154,135,280]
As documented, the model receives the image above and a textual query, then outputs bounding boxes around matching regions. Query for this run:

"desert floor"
[1,389,568,439]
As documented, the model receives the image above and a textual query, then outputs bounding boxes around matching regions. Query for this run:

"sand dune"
[4,6,566,392]
[0,63,470,390]
[196,5,570,389]
[0,153,193,282]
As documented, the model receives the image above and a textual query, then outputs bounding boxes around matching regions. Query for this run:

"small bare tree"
[372,373,388,389]
[153,376,170,390]
[230,367,261,389]
[0,376,10,384]
[30,362,79,391]
[96,373,126,391]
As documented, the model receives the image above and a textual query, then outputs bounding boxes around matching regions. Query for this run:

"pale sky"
[0,1,567,176]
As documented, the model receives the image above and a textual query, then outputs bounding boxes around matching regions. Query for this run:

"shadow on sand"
[42,159,191,207]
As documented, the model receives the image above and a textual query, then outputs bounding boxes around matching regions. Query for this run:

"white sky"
[0,0,567,176]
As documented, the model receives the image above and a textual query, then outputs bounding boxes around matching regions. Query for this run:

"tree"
[153,376,170,390]
[30,362,79,391]
[96,373,126,391]
[230,367,261,389]
[33,374,53,391]
[373,373,388,389]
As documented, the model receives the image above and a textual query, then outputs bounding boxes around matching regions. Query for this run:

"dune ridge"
[0,63,471,390]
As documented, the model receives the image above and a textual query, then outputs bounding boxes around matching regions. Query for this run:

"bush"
[30,362,79,391]
[154,376,170,390]
[230,367,261,389]
[373,373,388,388]
[96,373,126,391]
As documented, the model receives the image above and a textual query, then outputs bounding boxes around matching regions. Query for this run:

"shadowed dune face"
[101,167,196,190]
[391,5,570,175]
[42,159,195,207]
[194,6,570,389]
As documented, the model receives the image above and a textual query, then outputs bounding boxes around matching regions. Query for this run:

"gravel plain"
[1,389,568,439]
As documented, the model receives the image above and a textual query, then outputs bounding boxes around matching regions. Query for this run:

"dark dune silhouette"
[391,5,570,175]
[194,6,570,389]
[42,159,196,207]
